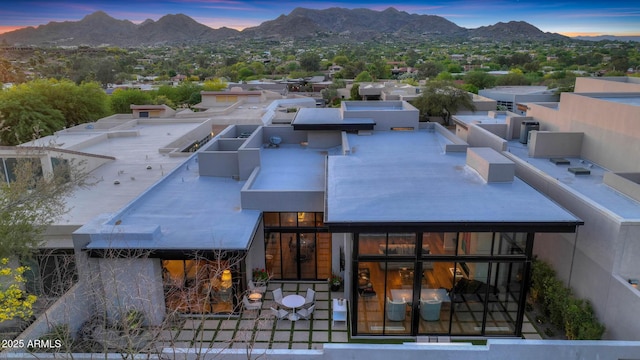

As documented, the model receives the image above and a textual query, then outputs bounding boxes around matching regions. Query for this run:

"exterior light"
[629,278,639,289]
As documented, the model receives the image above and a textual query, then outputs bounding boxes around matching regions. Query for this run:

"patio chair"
[297,304,315,320]
[270,307,289,322]
[303,288,315,308]
[248,280,267,294]
[242,295,262,311]
[273,287,284,307]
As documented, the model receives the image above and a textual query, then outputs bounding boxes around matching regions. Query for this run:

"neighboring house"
[196,88,264,109]
[479,86,559,115]
[452,76,640,340]
[130,104,176,118]
[71,100,582,339]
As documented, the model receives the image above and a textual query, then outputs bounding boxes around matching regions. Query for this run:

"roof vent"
[113,180,120,185]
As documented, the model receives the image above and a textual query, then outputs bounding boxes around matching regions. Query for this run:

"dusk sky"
[1,1,639,37]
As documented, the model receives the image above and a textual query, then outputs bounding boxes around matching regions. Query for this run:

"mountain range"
[0,7,569,47]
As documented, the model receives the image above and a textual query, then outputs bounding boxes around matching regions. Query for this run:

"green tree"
[1,79,109,130]
[109,88,153,114]
[495,72,530,86]
[202,78,228,91]
[0,90,65,145]
[464,71,496,90]
[299,52,321,72]
[332,55,349,67]
[354,71,373,83]
[0,155,90,259]
[410,80,476,125]
[350,83,362,100]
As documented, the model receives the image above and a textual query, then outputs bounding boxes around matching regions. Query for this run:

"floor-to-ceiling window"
[263,212,331,280]
[352,232,530,337]
[162,258,240,315]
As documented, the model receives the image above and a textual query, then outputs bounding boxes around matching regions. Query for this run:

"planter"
[331,283,341,292]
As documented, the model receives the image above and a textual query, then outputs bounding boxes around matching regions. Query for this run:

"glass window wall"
[353,232,530,337]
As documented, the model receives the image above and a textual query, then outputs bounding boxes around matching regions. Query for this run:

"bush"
[529,258,605,339]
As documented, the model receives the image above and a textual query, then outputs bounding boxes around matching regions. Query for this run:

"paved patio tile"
[182,319,204,330]
[294,320,311,330]
[252,342,271,349]
[201,320,220,330]
[273,331,291,342]
[157,330,178,341]
[313,320,329,330]
[220,320,238,330]
[331,331,348,342]
[172,341,193,348]
[255,330,273,342]
[255,318,274,330]
[314,309,329,320]
[315,301,329,310]
[177,330,197,341]
[315,283,329,292]
[315,291,329,300]
[312,331,329,342]
[234,330,254,342]
[271,342,290,349]
[331,322,348,331]
[283,283,298,292]
[523,333,543,340]
[291,342,310,349]
[231,341,249,349]
[292,331,310,342]
[239,319,258,330]
[214,330,235,342]
[276,320,293,330]
[311,343,325,350]
[195,330,216,342]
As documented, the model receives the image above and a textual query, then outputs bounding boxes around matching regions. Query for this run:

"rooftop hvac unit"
[519,121,539,144]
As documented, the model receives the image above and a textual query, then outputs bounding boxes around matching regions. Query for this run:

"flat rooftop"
[31,120,206,226]
[593,96,640,107]
[453,113,508,126]
[326,130,581,229]
[507,140,640,220]
[481,86,552,95]
[80,155,261,251]
[250,144,336,191]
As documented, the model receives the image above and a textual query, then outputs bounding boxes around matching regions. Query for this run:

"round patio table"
[281,294,305,321]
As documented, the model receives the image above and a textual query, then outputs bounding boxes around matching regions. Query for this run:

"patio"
[150,281,543,353]
[152,281,348,352]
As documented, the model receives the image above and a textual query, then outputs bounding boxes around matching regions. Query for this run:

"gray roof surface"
[453,113,508,126]
[31,121,205,226]
[292,108,375,127]
[507,140,640,220]
[250,145,335,191]
[82,155,261,250]
[326,130,581,226]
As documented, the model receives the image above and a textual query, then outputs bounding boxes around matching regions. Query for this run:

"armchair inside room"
[420,299,442,321]
[386,297,407,322]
